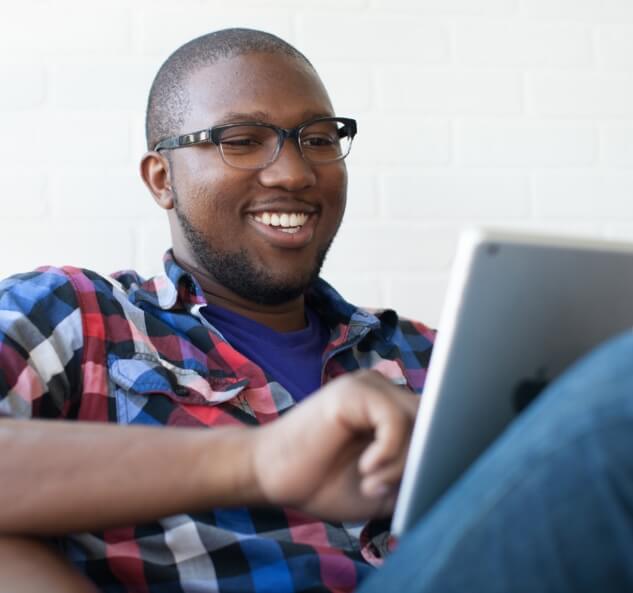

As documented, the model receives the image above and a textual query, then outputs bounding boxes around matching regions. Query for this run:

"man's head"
[141,29,352,307]
[145,29,315,152]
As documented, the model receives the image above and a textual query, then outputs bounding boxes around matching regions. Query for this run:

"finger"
[357,399,413,473]
[361,456,407,495]
[354,370,420,420]
[323,370,417,472]
[360,472,398,498]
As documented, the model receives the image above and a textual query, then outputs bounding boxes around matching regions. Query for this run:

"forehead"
[182,53,334,130]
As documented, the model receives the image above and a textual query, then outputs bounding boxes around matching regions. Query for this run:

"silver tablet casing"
[392,228,633,536]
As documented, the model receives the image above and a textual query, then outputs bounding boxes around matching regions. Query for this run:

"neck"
[175,254,307,333]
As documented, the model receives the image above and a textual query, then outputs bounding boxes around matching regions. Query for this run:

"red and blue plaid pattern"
[0,251,434,593]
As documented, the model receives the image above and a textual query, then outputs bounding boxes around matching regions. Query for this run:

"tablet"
[391,228,633,536]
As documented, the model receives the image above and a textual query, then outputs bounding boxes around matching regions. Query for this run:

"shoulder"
[0,265,131,309]
[309,278,436,349]
[358,308,436,394]
[369,307,436,349]
[0,266,144,341]
[391,313,436,346]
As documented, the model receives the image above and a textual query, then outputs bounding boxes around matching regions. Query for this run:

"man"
[4,27,633,593]
[0,28,433,592]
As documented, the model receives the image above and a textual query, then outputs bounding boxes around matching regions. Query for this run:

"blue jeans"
[359,330,633,593]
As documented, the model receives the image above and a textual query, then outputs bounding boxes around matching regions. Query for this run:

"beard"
[173,198,333,306]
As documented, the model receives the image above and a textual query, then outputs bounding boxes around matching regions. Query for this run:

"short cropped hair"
[145,28,314,150]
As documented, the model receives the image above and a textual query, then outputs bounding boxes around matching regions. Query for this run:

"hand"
[250,370,419,522]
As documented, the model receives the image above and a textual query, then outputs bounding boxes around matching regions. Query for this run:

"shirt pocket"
[107,353,248,424]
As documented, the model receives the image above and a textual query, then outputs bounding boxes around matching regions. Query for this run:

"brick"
[597,26,633,68]
[496,220,603,236]
[324,221,459,274]
[601,125,633,166]
[457,121,596,167]
[350,116,452,166]
[532,173,633,220]
[263,0,368,6]
[455,21,591,67]
[297,15,451,62]
[374,0,518,15]
[388,273,451,328]
[313,63,374,114]
[50,170,162,220]
[288,0,370,7]
[50,61,155,111]
[603,224,633,243]
[137,221,173,278]
[520,0,633,22]
[379,68,522,115]
[136,7,293,56]
[4,173,47,218]
[0,113,131,166]
[131,115,149,157]
[382,173,530,220]
[344,169,380,221]
[0,222,135,278]
[318,270,385,311]
[0,65,46,110]
[0,2,130,55]
[527,73,633,117]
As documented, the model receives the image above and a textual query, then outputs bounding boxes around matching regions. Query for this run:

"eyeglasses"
[154,116,357,170]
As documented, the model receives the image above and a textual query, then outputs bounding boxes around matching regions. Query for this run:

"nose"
[257,138,316,191]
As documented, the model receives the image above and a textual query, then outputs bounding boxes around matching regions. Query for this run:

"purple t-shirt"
[201,304,330,401]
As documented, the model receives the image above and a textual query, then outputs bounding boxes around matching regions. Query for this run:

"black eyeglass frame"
[153,116,357,169]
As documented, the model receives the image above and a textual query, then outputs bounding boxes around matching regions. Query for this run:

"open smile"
[253,211,309,234]
[247,210,318,247]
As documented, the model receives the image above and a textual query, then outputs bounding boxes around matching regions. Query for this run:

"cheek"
[320,166,348,218]
[176,170,243,222]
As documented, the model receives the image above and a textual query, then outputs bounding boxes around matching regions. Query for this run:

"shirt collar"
[131,249,384,335]
[124,250,204,309]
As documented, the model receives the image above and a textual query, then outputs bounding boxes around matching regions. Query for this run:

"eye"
[217,125,277,153]
[301,134,339,150]
[220,136,262,149]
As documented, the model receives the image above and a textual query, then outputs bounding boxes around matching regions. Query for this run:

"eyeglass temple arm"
[154,130,212,152]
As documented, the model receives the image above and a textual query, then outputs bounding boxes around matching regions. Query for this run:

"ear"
[140,151,175,210]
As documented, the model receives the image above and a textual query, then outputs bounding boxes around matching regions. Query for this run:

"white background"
[2,0,633,327]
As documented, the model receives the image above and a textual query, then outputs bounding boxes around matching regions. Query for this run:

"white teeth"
[280,227,300,234]
[253,212,309,230]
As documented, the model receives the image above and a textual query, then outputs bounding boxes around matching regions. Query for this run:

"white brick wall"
[2,0,633,327]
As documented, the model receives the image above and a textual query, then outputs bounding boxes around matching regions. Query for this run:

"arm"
[0,370,417,536]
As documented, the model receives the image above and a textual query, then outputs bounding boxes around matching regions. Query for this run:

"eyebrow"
[221,111,269,123]
[218,110,335,125]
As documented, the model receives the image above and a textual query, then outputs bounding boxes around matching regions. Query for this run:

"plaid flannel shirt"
[0,250,434,593]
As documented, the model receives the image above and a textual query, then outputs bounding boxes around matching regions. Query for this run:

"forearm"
[0,419,259,536]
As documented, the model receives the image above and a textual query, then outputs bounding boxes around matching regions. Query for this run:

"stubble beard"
[173,197,334,306]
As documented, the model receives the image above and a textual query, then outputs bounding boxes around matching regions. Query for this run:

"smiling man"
[147,52,349,318]
[0,28,434,593]
[3,26,633,593]
[144,47,351,335]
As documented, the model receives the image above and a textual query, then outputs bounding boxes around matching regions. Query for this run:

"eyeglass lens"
[216,119,352,169]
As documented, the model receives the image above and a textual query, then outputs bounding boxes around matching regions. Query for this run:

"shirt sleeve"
[0,268,84,419]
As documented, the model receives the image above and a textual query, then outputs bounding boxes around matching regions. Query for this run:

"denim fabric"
[360,330,633,593]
